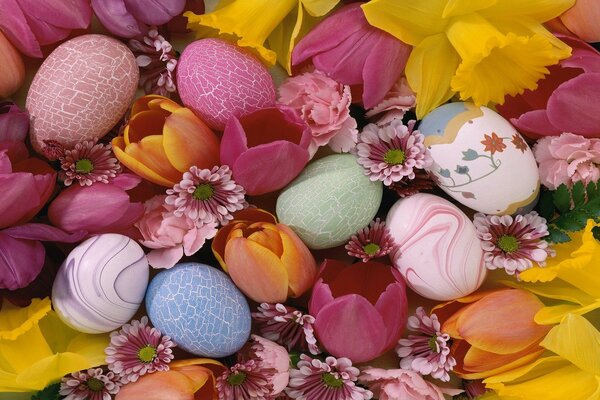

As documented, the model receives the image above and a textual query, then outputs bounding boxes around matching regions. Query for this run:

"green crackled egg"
[276,154,383,249]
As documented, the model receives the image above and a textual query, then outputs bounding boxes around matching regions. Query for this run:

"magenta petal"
[312,29,369,85]
[374,282,408,350]
[309,278,335,316]
[17,0,91,30]
[0,151,11,174]
[557,35,600,73]
[511,110,562,138]
[100,202,144,235]
[123,0,185,25]
[3,223,85,242]
[110,173,142,191]
[0,172,42,229]
[22,12,71,46]
[0,103,29,142]
[0,0,42,57]
[91,0,144,38]
[0,232,44,290]
[220,117,249,168]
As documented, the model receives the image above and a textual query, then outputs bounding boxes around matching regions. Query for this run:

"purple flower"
[345,218,398,262]
[60,368,122,400]
[60,139,121,186]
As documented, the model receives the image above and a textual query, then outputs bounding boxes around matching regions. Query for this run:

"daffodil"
[361,0,575,117]
[185,0,340,73]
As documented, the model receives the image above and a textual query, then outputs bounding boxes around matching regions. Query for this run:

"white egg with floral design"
[420,102,540,215]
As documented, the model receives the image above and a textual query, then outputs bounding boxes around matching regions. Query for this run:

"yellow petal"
[0,298,51,341]
[480,0,576,22]
[500,279,595,305]
[534,301,600,325]
[124,110,169,146]
[484,355,567,384]
[442,0,498,18]
[131,94,173,116]
[300,0,339,17]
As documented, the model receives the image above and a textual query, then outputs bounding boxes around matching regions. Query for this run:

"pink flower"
[221,107,311,195]
[358,368,454,400]
[0,101,29,162]
[346,218,398,262]
[278,71,357,156]
[216,360,274,400]
[135,195,218,269]
[388,170,435,198]
[534,132,600,189]
[60,368,122,400]
[60,139,121,186]
[292,3,411,109]
[365,77,416,126]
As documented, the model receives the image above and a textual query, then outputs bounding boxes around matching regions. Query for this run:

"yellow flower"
[0,298,108,392]
[361,0,575,117]
[185,0,340,73]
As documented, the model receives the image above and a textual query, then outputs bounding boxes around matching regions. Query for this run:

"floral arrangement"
[1,0,600,399]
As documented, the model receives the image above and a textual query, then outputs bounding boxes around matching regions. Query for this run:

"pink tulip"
[292,3,411,109]
[560,0,600,42]
[0,102,29,163]
[309,259,408,363]
[497,35,600,139]
[221,106,311,196]
[359,368,461,400]
[0,0,92,57]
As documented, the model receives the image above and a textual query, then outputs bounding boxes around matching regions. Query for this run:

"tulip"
[221,106,311,195]
[309,259,408,363]
[112,95,220,187]
[560,0,600,42]
[0,102,29,163]
[0,32,24,98]
[212,208,317,303]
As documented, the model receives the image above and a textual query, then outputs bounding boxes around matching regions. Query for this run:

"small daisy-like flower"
[388,169,435,198]
[60,140,121,186]
[105,316,176,383]
[216,360,274,400]
[357,119,432,186]
[60,368,122,400]
[285,354,373,400]
[345,218,398,262]
[473,211,555,276]
[396,307,456,382]
[165,165,247,225]
[42,139,65,161]
[252,303,320,355]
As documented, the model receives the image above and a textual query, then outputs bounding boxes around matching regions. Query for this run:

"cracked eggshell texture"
[145,262,251,358]
[386,193,486,301]
[26,34,138,154]
[52,234,149,334]
[276,154,383,250]
[177,38,276,130]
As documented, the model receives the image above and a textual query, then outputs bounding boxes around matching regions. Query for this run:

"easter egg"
[146,262,251,357]
[177,38,276,130]
[420,102,540,215]
[277,154,383,249]
[386,193,486,301]
[52,234,149,334]
[26,34,138,154]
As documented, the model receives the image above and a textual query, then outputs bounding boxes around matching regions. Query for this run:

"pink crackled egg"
[386,193,486,301]
[27,34,138,155]
[177,39,276,130]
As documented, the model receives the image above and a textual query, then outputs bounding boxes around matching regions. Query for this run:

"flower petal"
[147,247,184,270]
[91,0,144,37]
[0,0,42,57]
[123,0,185,25]
[0,233,44,290]
[277,223,317,297]
[481,0,575,22]
[220,116,249,169]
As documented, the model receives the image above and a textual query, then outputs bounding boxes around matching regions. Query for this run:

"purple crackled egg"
[177,38,276,130]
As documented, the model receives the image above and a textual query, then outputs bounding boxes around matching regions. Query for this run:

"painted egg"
[26,34,138,154]
[420,102,540,215]
[386,193,486,301]
[277,154,383,249]
[177,38,276,130]
[146,262,251,357]
[52,234,149,333]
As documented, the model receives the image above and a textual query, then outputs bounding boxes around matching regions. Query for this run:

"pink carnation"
[533,132,600,189]
[358,368,461,400]
[365,77,416,126]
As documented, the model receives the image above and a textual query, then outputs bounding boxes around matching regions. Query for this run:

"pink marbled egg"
[27,34,138,154]
[177,39,276,130]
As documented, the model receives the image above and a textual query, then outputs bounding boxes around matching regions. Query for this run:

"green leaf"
[538,189,555,221]
[553,184,571,214]
[587,181,600,200]
[548,226,571,243]
[572,181,586,208]
[582,197,600,219]
[554,209,588,232]
[31,383,60,400]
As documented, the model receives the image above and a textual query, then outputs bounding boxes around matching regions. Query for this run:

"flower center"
[428,335,439,353]
[227,372,247,386]
[362,243,380,256]
[75,158,94,173]
[193,183,214,200]
[497,235,519,253]
[137,344,157,363]
[322,373,343,388]
[383,149,406,165]
[86,377,105,392]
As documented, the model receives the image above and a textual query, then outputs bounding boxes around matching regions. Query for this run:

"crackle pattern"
[146,262,251,358]
[276,154,383,250]
[177,38,276,130]
[52,234,149,334]
[27,34,138,154]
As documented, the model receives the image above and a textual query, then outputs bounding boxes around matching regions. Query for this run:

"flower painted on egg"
[480,132,506,155]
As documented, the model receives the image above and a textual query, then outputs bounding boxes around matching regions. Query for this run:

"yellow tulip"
[0,31,25,98]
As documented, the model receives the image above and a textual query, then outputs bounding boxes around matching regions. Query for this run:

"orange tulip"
[0,31,25,98]
[212,208,317,303]
[560,0,600,42]
[434,289,552,380]
[112,95,220,187]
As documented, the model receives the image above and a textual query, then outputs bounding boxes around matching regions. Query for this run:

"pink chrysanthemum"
[473,211,555,276]
[252,303,320,355]
[216,360,275,400]
[60,368,122,400]
[345,218,398,262]
[396,307,456,382]
[357,119,432,186]
[105,316,176,383]
[286,355,373,400]
[60,140,121,186]
[165,165,248,225]
[42,139,65,161]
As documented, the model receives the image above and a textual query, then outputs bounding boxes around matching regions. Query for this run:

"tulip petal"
[18,0,91,29]
[116,370,197,400]
[0,0,41,57]
[220,117,249,168]
[374,281,407,349]
[0,232,44,290]
[123,0,185,25]
[125,110,170,145]
[91,0,144,38]
[309,277,335,316]
[147,247,184,270]
[20,12,71,46]
[3,223,85,242]
[0,104,28,142]
[0,172,45,229]
[277,224,316,297]
[560,0,600,43]
[462,342,544,374]
[510,110,562,138]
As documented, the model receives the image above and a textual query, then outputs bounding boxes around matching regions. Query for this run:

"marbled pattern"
[52,234,149,334]
[277,154,383,249]
[177,38,276,130]
[27,34,138,154]
[146,262,251,357]
[386,194,486,301]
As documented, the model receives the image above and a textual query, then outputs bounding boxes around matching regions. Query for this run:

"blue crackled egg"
[145,262,251,357]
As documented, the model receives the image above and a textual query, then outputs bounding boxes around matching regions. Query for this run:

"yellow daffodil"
[185,0,340,73]
[0,298,108,392]
[361,0,575,117]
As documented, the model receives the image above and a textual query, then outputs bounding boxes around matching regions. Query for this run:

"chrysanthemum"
[216,360,275,400]
[473,211,555,276]
[396,307,456,382]
[60,368,122,400]
[42,139,65,161]
[105,316,176,383]
[165,165,247,225]
[388,169,435,198]
[60,140,121,186]
[357,119,432,186]
[252,303,320,355]
[286,355,373,400]
[345,218,398,262]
